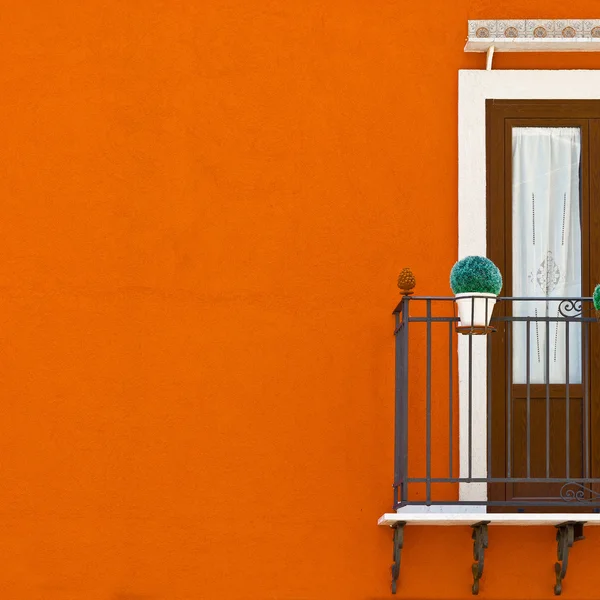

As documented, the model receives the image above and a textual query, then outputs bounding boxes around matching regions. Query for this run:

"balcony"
[379,295,600,594]
[390,295,600,511]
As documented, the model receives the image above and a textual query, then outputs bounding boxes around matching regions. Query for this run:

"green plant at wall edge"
[593,284,600,311]
[450,256,503,295]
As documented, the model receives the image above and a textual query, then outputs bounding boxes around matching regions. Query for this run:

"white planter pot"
[455,293,497,327]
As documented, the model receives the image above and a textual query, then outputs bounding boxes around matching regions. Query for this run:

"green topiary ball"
[593,284,600,311]
[450,256,502,295]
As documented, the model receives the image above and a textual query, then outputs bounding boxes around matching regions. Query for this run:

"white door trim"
[457,70,600,504]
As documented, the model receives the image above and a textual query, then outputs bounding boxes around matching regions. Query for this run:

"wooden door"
[487,100,600,511]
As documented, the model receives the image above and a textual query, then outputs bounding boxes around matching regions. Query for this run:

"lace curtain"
[512,127,582,384]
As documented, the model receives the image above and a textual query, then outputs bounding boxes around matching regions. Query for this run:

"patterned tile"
[468,19,600,39]
[497,20,526,38]
[554,19,583,38]
[526,20,554,38]
[469,20,497,38]
[583,19,600,37]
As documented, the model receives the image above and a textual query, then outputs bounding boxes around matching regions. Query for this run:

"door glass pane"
[512,127,582,384]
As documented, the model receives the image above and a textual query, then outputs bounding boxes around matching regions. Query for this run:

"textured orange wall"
[3,1,600,599]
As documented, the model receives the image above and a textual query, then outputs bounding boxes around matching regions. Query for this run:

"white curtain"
[512,127,582,384]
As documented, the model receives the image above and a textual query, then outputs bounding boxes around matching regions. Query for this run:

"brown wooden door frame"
[486,100,599,511]
[590,119,600,501]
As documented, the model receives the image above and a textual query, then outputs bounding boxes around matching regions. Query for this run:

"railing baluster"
[565,320,570,480]
[449,320,453,480]
[487,321,492,480]
[506,319,511,479]
[546,317,550,479]
[526,319,531,479]
[468,330,473,480]
[426,299,432,505]
[584,318,590,479]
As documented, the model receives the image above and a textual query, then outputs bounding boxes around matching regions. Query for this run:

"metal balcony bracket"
[554,521,586,596]
[390,522,406,594]
[471,521,490,595]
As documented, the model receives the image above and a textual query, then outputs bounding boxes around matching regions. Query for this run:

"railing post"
[402,296,409,505]
[393,295,410,508]
[393,308,401,508]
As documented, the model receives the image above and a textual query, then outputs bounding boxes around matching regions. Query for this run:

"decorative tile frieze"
[469,19,600,39]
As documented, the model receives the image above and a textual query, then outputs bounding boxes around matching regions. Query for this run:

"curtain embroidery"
[562,192,567,246]
[532,192,536,246]
[554,307,560,363]
[537,251,561,295]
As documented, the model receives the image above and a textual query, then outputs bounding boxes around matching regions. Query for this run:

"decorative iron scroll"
[560,481,600,502]
[557,300,582,319]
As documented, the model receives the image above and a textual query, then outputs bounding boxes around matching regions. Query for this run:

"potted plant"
[450,256,502,329]
[593,284,600,320]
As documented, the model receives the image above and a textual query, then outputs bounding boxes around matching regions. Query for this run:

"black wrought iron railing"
[393,295,600,509]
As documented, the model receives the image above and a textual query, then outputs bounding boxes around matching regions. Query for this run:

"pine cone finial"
[397,267,416,296]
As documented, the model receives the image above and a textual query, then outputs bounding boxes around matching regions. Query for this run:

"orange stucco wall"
[3,1,600,599]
